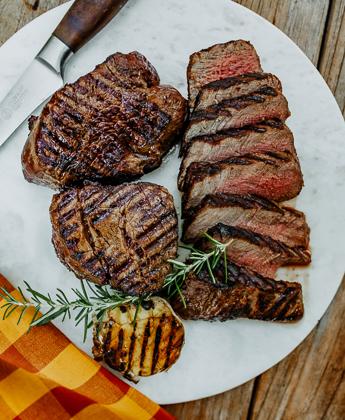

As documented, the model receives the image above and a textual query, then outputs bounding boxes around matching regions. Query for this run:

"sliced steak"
[178,121,297,190]
[194,72,282,111]
[183,89,290,147]
[187,40,262,110]
[50,182,178,296]
[22,51,187,189]
[172,260,304,322]
[182,152,303,211]
[182,193,310,248]
[197,223,311,278]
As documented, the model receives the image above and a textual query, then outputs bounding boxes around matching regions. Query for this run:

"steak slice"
[182,193,310,248]
[172,260,304,322]
[178,121,297,190]
[182,152,303,211]
[50,182,178,296]
[187,40,262,110]
[183,89,290,147]
[197,223,311,278]
[22,51,187,189]
[194,73,282,111]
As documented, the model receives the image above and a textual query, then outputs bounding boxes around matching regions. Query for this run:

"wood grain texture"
[0,0,68,47]
[235,0,330,65]
[0,1,344,419]
[248,278,345,420]
[165,381,255,420]
[319,0,345,114]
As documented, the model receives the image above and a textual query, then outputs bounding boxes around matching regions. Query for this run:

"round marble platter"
[0,0,344,405]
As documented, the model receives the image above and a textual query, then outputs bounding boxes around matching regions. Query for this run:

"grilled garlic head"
[93,297,185,381]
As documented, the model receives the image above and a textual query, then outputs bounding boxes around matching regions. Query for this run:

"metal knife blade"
[0,36,72,148]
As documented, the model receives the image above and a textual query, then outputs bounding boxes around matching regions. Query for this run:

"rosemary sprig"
[0,280,145,341]
[0,234,230,337]
[164,233,232,305]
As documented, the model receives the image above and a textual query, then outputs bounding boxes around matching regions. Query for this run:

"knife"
[0,0,128,148]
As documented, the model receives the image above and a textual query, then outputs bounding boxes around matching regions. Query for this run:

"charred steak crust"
[22,51,187,189]
[182,193,310,248]
[193,72,282,111]
[197,223,311,278]
[50,182,178,296]
[187,40,262,110]
[182,89,290,149]
[172,260,304,322]
[178,121,298,190]
[181,151,303,211]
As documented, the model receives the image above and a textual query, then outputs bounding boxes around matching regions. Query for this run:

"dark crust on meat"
[22,51,187,189]
[198,223,311,275]
[197,72,280,91]
[50,182,178,296]
[172,260,304,322]
[187,40,262,109]
[182,193,310,248]
[177,121,297,190]
[192,86,281,119]
[181,151,303,211]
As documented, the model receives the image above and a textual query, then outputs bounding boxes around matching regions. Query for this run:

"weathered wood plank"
[319,0,345,115]
[0,0,67,46]
[248,277,345,420]
[235,0,330,65]
[165,380,255,420]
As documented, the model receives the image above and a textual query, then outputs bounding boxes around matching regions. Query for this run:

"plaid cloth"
[0,274,173,420]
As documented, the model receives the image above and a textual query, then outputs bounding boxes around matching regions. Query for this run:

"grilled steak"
[182,193,310,248]
[22,51,187,189]
[182,152,303,211]
[178,121,297,190]
[172,259,304,322]
[197,223,311,278]
[50,182,178,295]
[194,73,282,111]
[93,297,184,380]
[187,40,262,110]
[183,88,290,146]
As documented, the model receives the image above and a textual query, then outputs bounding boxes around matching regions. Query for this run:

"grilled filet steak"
[22,51,187,189]
[182,152,303,212]
[194,72,282,111]
[178,121,297,190]
[198,223,311,278]
[183,88,290,146]
[187,40,262,110]
[93,297,184,380]
[50,182,178,295]
[183,193,310,248]
[172,260,304,322]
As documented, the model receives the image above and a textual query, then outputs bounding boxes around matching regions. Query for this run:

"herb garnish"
[0,233,230,338]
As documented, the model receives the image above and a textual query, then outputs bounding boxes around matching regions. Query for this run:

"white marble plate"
[0,0,344,405]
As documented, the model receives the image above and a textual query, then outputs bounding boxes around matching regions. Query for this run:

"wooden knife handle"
[53,0,128,52]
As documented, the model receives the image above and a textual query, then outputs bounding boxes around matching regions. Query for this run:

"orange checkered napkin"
[0,274,174,420]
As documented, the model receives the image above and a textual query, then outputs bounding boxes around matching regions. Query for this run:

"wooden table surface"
[0,1,344,419]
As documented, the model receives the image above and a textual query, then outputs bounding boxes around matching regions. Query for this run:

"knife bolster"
[37,36,73,79]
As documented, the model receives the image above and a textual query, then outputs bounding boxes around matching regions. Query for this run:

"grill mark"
[143,223,178,252]
[136,210,176,240]
[163,319,176,369]
[77,189,110,282]
[205,223,310,264]
[139,319,151,374]
[116,327,124,369]
[151,315,164,374]
[126,317,137,375]
[272,288,301,320]
[192,89,282,119]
